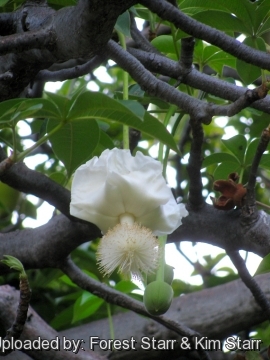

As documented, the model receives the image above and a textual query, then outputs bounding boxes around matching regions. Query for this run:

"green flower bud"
[144,280,174,316]
[146,264,174,285]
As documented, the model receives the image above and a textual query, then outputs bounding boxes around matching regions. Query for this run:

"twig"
[227,250,270,320]
[0,276,31,355]
[60,257,198,337]
[212,84,269,117]
[60,257,212,360]
[35,54,107,82]
[186,117,205,208]
[180,37,195,71]
[129,12,160,54]
[242,127,270,222]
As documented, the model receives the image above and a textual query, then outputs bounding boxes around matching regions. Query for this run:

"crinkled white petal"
[138,199,189,236]
[70,148,189,234]
[97,222,159,279]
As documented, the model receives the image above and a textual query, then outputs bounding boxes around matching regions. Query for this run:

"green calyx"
[143,280,173,316]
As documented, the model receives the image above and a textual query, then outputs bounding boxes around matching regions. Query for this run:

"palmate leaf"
[67,91,178,153]
[202,152,239,168]
[236,37,266,85]
[255,253,270,276]
[222,134,247,165]
[47,119,100,177]
[0,98,45,124]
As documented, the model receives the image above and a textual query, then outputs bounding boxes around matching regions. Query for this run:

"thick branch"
[0,148,71,218]
[169,204,270,257]
[0,215,100,273]
[0,0,136,101]
[0,204,269,274]
[0,29,56,56]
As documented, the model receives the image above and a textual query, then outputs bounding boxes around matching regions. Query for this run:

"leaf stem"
[12,126,17,162]
[16,122,63,162]
[106,302,115,342]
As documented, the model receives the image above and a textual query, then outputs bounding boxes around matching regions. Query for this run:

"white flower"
[70,148,188,235]
[70,148,188,278]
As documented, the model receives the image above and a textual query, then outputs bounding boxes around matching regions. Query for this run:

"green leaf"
[0,98,44,124]
[67,92,178,152]
[245,138,260,167]
[236,37,266,84]
[255,253,270,275]
[202,152,239,168]
[72,292,104,323]
[151,35,177,54]
[222,135,247,164]
[115,11,131,37]
[202,46,236,73]
[114,280,139,293]
[49,172,67,185]
[118,100,145,120]
[1,255,25,275]
[0,0,9,6]
[193,11,249,33]
[50,305,74,329]
[260,154,270,170]
[45,92,71,119]
[22,200,37,219]
[31,99,62,120]
[213,162,241,180]
[245,351,263,360]
[47,119,100,177]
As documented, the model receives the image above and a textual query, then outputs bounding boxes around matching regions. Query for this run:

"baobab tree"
[0,0,270,359]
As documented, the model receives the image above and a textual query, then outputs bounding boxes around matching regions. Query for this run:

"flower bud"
[144,280,173,316]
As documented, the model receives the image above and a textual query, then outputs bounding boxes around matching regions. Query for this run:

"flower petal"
[70,148,188,234]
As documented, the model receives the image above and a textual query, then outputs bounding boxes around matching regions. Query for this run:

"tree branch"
[0,215,100,273]
[35,54,107,82]
[0,29,56,56]
[106,40,213,123]
[127,48,270,115]
[61,273,270,360]
[60,257,199,338]
[0,148,71,218]
[227,250,270,320]
[242,127,270,222]
[141,0,270,70]
[0,285,101,360]
[186,117,205,209]
[169,204,270,257]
